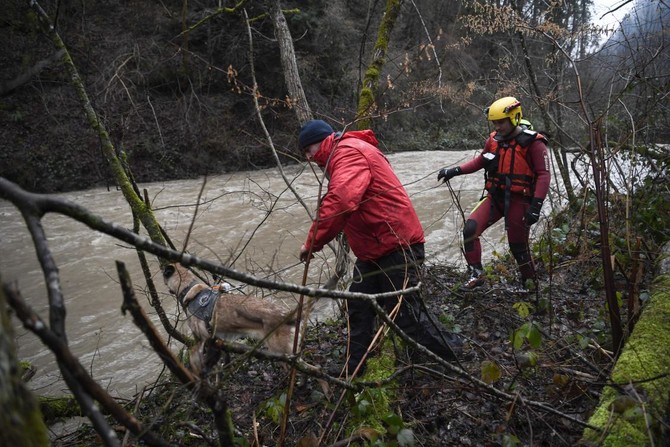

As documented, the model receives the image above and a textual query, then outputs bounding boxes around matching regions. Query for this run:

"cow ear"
[163,264,175,279]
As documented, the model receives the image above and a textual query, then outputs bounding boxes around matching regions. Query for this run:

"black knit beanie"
[299,120,334,150]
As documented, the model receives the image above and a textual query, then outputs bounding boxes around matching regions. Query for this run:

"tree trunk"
[512,0,576,206]
[271,0,312,124]
[0,281,49,447]
[31,2,167,251]
[356,0,404,130]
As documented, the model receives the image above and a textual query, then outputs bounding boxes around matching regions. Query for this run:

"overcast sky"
[592,0,634,28]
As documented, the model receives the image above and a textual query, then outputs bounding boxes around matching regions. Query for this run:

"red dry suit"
[459,129,551,281]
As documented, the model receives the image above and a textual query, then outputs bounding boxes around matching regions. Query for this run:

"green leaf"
[616,291,623,306]
[578,335,590,349]
[384,412,403,434]
[481,360,502,384]
[527,324,543,348]
[623,405,645,421]
[513,301,530,319]
[511,322,530,349]
[501,433,521,447]
[356,399,371,416]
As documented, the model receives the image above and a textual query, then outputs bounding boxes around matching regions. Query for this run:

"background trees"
[1,0,670,445]
[4,0,666,196]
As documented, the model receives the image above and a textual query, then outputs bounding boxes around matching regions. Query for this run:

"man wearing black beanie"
[298,119,334,151]
[298,119,463,377]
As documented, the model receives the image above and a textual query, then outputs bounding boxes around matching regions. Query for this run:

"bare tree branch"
[5,283,170,447]
[29,0,167,248]
[0,49,65,96]
[115,261,236,446]
[117,261,196,384]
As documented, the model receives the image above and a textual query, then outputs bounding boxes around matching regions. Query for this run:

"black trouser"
[346,244,461,371]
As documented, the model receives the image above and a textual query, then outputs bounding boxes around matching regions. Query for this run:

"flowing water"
[2,149,535,398]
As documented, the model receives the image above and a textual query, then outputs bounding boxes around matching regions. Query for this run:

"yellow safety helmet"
[519,119,534,130]
[485,97,523,126]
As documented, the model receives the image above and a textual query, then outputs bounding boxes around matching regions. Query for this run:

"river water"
[1,149,539,398]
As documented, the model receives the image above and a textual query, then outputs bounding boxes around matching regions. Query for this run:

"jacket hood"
[313,129,379,167]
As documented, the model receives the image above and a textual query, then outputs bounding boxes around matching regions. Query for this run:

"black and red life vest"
[484,130,547,197]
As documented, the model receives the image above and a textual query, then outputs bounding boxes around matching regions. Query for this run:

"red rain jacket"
[304,130,425,261]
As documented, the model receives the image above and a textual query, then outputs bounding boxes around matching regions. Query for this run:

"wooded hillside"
[3,0,667,193]
[2,1,670,446]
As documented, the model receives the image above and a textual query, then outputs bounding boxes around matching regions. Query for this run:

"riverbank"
[46,235,657,446]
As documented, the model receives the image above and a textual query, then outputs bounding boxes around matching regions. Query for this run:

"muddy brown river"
[2,150,545,398]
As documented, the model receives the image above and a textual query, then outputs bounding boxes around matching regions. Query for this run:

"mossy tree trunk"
[581,276,670,445]
[355,0,403,130]
[0,281,49,447]
[30,2,167,251]
[581,244,670,445]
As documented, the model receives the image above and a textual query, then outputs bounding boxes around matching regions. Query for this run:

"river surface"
[1,149,548,398]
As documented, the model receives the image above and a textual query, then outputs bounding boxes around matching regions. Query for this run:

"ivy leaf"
[384,412,403,435]
[356,399,371,416]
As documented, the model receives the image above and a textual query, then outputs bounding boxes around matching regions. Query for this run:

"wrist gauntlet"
[525,198,543,226]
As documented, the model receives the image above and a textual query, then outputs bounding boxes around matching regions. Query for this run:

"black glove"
[525,198,543,226]
[437,166,461,183]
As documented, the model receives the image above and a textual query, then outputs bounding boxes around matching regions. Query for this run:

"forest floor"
[49,247,640,447]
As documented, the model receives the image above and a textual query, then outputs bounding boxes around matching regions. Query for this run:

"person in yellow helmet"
[437,97,551,292]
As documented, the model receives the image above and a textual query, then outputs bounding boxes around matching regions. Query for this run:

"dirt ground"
[49,252,631,447]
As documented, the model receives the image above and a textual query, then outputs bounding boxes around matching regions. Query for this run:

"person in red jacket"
[438,97,551,292]
[298,119,462,376]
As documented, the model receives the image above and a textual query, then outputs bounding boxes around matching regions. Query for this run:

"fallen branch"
[5,282,170,447]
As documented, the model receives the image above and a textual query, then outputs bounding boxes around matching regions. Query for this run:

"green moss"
[18,360,32,371]
[365,342,397,382]
[582,275,670,445]
[24,404,50,446]
[39,396,82,423]
[1,287,49,446]
[364,66,381,80]
[1,403,50,446]
[346,339,397,440]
